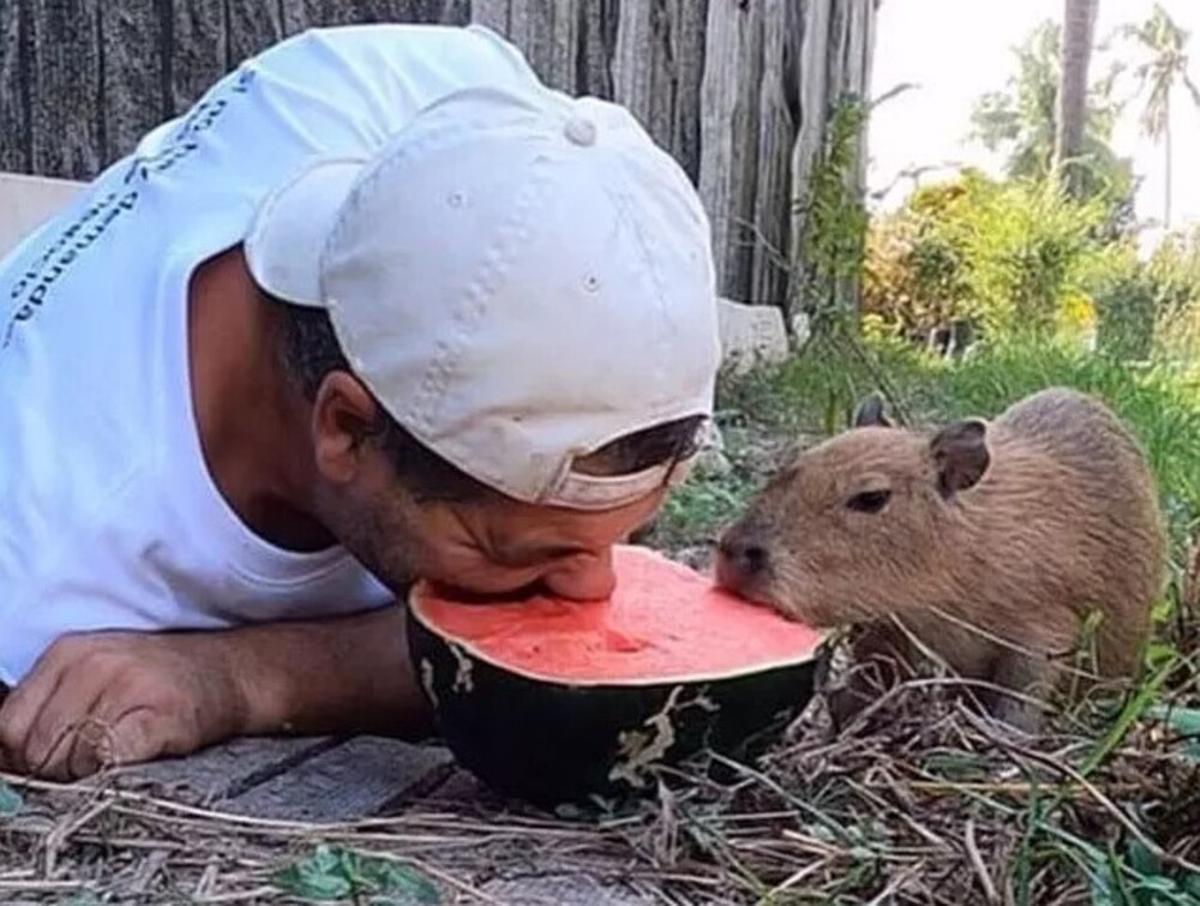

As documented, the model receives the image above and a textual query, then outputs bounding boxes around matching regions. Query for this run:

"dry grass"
[2,659,1200,904]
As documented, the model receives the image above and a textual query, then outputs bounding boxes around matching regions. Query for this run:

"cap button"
[564,117,597,147]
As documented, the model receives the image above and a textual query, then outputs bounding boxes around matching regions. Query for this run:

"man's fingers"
[21,675,107,781]
[0,658,71,775]
[66,706,162,780]
[1,630,245,780]
[61,668,187,780]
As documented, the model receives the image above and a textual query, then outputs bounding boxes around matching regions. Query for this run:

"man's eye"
[846,489,891,514]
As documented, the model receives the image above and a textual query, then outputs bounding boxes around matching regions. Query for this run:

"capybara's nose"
[716,535,769,589]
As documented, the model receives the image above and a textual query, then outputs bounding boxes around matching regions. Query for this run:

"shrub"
[1148,228,1200,365]
[862,172,1109,343]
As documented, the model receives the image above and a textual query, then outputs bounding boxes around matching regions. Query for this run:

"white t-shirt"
[0,23,545,685]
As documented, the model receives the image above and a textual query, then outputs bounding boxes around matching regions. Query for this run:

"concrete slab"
[717,296,790,375]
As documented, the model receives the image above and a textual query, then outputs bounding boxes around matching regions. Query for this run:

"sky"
[867,0,1200,245]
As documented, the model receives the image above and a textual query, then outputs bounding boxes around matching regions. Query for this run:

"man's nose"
[542,550,617,601]
[715,534,770,590]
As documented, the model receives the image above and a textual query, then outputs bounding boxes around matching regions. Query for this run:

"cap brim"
[244,157,367,307]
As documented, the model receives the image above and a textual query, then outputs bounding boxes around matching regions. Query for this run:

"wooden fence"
[0,0,877,306]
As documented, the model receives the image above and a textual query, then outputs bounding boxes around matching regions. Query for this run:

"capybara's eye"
[846,489,891,514]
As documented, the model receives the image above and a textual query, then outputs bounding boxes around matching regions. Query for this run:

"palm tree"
[971,19,1133,232]
[1123,4,1200,229]
[973,21,1126,189]
[1055,0,1099,198]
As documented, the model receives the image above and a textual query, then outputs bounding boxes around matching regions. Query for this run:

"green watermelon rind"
[406,600,822,805]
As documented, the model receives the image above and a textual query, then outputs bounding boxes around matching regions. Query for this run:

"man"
[0,23,719,779]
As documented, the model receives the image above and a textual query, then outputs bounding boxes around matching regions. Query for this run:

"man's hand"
[0,632,248,780]
[0,606,433,781]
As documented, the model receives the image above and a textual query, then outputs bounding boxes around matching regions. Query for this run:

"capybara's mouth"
[714,553,781,610]
[714,557,819,625]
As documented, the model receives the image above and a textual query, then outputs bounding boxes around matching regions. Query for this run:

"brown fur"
[716,388,1166,730]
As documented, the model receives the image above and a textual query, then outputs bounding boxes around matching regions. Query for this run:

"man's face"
[305,370,669,600]
[320,446,664,601]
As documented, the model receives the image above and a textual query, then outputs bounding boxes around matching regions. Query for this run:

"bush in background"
[1148,227,1200,364]
[1086,227,1200,364]
[864,171,1108,343]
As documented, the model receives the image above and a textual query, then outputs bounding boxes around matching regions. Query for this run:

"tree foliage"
[971,20,1133,228]
[1121,3,1200,228]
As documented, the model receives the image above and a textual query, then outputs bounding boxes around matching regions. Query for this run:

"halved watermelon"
[407,545,824,805]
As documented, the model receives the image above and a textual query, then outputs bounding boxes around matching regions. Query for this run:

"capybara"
[716,387,1166,730]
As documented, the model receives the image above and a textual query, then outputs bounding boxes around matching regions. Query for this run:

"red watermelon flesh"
[411,545,823,684]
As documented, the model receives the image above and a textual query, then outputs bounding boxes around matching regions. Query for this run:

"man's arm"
[0,606,433,781]
[234,604,432,738]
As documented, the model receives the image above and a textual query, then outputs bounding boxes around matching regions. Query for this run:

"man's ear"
[311,370,380,484]
[930,418,990,497]
[852,392,892,428]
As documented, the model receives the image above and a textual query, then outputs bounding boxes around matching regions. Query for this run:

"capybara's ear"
[852,392,892,429]
[930,419,989,496]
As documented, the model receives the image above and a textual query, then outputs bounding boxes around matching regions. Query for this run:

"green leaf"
[1147,706,1200,736]
[0,780,23,818]
[1183,873,1200,898]
[1146,706,1200,761]
[1079,655,1174,778]
[275,845,353,900]
[1126,839,1162,878]
[1089,841,1126,906]
[274,845,440,904]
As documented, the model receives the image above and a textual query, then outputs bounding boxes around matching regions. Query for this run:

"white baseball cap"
[245,85,720,510]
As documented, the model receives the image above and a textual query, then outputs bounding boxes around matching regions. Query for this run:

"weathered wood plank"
[121,737,340,805]
[471,1,588,94]
[481,872,655,906]
[613,0,708,182]
[790,0,834,309]
[576,0,615,99]
[374,1,453,23]
[226,0,284,69]
[437,0,471,27]
[283,0,446,31]
[170,0,227,115]
[698,0,764,300]
[834,0,876,314]
[221,736,455,821]
[27,0,102,179]
[100,2,167,165]
[750,0,796,305]
[421,767,489,806]
[469,0,509,36]
[671,0,710,184]
[0,0,30,173]
[281,1,364,31]
[548,0,580,93]
[506,0,558,90]
[612,2,658,133]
